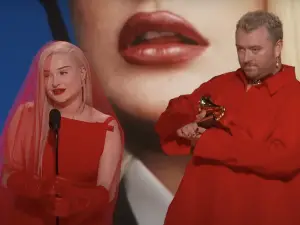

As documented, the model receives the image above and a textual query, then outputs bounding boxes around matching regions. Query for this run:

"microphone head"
[49,109,61,132]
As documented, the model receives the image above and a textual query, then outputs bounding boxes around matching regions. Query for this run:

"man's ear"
[274,39,283,58]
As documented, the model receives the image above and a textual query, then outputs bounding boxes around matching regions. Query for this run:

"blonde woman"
[0,41,123,225]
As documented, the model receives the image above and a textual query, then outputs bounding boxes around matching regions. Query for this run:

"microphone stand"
[53,129,60,225]
[49,108,61,225]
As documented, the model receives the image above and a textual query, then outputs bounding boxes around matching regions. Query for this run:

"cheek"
[237,52,245,63]
[44,79,51,92]
[257,52,271,64]
[237,52,243,60]
[67,78,83,93]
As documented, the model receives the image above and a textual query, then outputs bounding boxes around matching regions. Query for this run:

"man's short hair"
[236,10,283,42]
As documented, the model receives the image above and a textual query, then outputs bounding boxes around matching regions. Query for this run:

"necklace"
[247,66,284,86]
[248,79,262,86]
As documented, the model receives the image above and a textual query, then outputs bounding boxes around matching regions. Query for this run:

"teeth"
[143,31,176,40]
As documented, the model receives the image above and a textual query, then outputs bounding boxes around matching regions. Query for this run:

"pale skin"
[235,26,283,84]
[70,0,264,121]
[176,110,206,144]
[43,52,121,217]
[69,0,265,194]
[176,25,284,148]
[1,47,121,218]
[44,53,110,122]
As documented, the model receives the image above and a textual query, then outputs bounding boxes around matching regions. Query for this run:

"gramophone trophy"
[196,96,229,132]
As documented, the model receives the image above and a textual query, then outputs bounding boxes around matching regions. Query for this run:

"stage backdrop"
[0,0,74,129]
[1,1,300,225]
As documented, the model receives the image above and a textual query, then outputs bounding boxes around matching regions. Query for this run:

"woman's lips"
[118,11,209,66]
[52,89,66,95]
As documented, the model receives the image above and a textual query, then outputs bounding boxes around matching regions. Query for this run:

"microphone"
[49,109,61,133]
[49,109,61,225]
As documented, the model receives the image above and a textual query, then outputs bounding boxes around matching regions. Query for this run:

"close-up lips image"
[119,11,210,66]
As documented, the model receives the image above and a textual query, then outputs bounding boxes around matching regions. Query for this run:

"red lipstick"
[52,88,66,95]
[118,11,209,66]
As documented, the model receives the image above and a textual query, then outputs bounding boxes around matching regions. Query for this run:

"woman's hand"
[44,176,74,218]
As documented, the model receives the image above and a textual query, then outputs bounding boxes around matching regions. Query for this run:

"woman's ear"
[80,66,87,82]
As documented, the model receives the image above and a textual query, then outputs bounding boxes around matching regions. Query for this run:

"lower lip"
[120,43,206,66]
[53,90,65,95]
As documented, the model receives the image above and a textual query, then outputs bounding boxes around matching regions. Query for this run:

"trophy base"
[197,116,232,135]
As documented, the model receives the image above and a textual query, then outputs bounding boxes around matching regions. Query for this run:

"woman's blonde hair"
[35,41,93,174]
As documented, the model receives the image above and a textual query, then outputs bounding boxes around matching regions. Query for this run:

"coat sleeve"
[155,81,214,155]
[193,102,300,180]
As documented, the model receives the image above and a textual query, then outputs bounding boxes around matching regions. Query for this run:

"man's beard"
[111,103,162,158]
[242,64,259,78]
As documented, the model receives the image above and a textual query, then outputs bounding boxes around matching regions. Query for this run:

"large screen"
[1,1,299,225]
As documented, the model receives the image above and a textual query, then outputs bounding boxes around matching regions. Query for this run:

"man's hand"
[176,110,207,141]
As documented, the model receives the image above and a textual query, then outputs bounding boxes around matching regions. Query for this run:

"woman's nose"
[51,76,59,87]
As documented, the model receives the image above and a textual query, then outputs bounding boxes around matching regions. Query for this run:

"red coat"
[156,65,300,225]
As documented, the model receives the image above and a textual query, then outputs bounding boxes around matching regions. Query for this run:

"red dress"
[5,116,115,225]
[156,65,300,225]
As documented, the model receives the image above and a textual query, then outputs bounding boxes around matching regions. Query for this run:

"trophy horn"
[200,96,219,108]
[199,96,225,121]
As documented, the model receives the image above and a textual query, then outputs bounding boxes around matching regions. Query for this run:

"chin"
[50,96,69,105]
[245,72,258,79]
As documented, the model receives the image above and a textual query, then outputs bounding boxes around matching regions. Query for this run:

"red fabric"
[5,116,114,225]
[43,178,109,220]
[50,176,109,216]
[5,170,53,199]
[155,79,214,155]
[157,65,300,225]
[0,41,123,225]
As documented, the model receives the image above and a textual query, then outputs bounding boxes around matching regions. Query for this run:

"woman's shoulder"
[90,108,116,124]
[17,101,34,111]
[89,108,123,142]
[12,101,35,119]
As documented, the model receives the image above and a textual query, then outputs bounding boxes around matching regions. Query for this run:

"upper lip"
[52,88,65,92]
[118,11,209,52]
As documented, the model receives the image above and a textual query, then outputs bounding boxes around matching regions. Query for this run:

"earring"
[81,77,87,86]
[276,57,280,68]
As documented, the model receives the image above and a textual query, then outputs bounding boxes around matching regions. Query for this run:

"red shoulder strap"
[103,117,115,132]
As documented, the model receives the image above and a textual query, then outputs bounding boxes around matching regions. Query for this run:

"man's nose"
[243,50,253,63]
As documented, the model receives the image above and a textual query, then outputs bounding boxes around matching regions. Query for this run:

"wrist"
[7,171,44,198]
